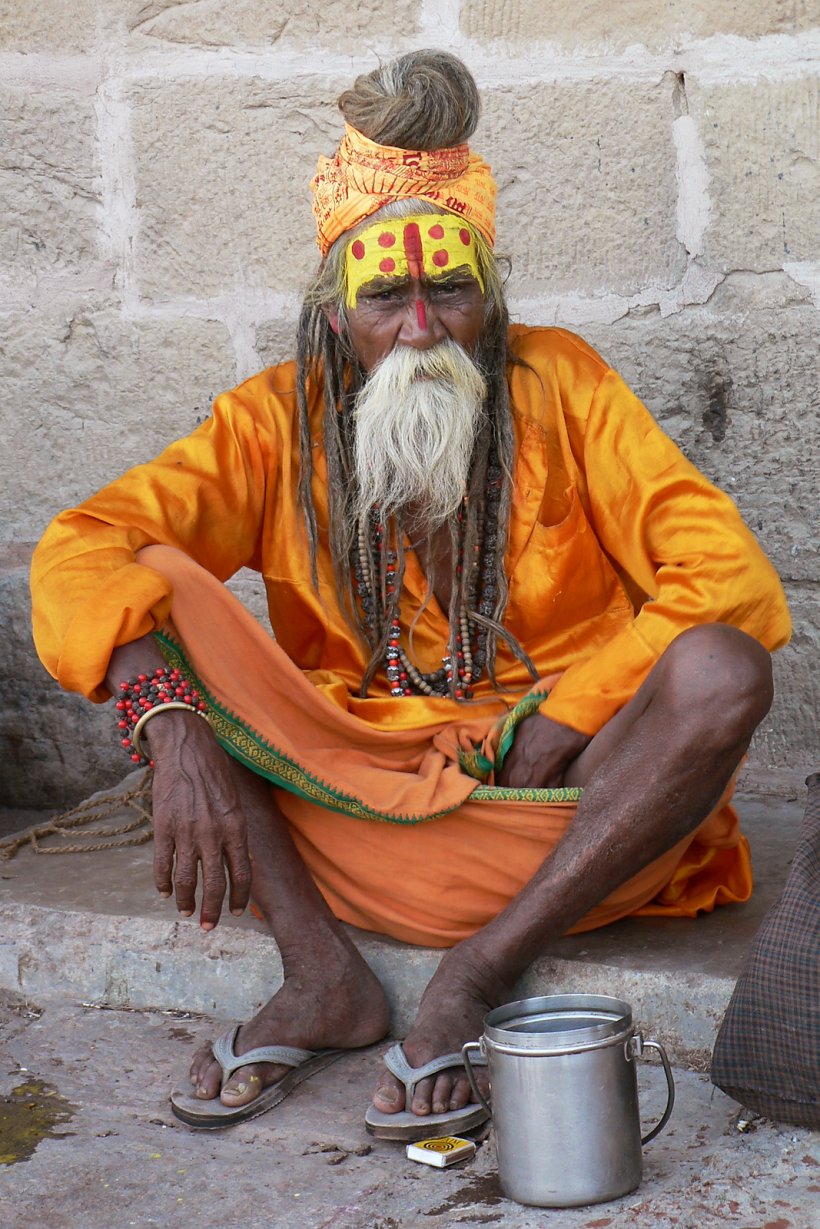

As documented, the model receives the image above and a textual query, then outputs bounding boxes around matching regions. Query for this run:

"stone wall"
[2,3,818,805]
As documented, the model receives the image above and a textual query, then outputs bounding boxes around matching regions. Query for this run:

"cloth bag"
[711,772,820,1128]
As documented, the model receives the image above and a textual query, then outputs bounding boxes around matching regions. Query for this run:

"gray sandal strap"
[212,1026,318,1079]
[382,1041,486,1101]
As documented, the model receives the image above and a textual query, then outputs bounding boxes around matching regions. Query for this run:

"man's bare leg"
[372,624,774,1118]
[191,763,390,1107]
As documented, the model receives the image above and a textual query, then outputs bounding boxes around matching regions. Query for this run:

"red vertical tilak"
[404,222,427,330]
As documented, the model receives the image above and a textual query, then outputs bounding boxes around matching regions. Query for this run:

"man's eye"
[432,281,468,296]
[360,288,401,304]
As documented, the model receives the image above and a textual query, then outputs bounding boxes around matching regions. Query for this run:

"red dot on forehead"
[379,256,396,273]
[428,223,445,239]
[351,240,365,260]
[459,228,471,245]
[432,249,450,267]
[378,231,396,248]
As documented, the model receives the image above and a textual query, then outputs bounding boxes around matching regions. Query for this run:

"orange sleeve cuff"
[53,563,174,701]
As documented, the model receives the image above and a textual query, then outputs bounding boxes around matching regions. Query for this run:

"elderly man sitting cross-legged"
[30,50,790,1139]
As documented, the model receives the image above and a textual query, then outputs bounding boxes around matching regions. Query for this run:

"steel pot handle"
[461,1040,491,1115]
[630,1033,675,1144]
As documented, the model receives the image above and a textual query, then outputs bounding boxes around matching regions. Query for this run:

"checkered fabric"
[711,772,820,1128]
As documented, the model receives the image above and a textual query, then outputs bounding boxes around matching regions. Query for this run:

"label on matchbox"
[406,1136,477,1167]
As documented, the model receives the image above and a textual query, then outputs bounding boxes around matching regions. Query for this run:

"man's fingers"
[198,856,227,929]
[173,854,199,916]
[224,841,252,916]
[153,830,175,897]
[150,755,247,925]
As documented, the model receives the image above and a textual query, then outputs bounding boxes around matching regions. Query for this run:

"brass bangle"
[131,701,211,760]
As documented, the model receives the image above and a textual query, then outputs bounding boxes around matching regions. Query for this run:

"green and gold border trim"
[156,632,581,824]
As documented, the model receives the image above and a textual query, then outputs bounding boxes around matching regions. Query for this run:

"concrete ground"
[1,996,818,1229]
[1,774,818,1227]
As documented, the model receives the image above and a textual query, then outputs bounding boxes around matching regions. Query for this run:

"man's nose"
[399,295,446,349]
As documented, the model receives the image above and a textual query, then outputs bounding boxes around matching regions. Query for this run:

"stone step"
[0,772,804,1068]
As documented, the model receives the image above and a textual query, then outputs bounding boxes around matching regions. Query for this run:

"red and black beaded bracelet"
[115,667,210,767]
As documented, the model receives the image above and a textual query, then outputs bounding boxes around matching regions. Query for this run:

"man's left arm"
[537,367,791,740]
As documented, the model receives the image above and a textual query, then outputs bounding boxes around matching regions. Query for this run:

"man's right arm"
[106,633,252,929]
[31,385,270,702]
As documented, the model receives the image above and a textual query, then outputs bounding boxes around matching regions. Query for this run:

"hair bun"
[338,50,480,151]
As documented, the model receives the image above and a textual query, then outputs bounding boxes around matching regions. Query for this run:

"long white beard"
[352,339,488,532]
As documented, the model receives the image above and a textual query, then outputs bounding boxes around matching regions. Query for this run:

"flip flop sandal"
[364,1041,489,1142]
[170,1024,344,1129]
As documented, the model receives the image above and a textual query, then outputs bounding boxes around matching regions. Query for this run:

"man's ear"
[323,306,340,335]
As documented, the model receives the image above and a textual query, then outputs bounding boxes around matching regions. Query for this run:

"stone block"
[0,0,101,52]
[1,306,236,541]
[476,79,684,297]
[130,77,341,300]
[125,0,418,49]
[752,583,819,776]
[1,555,271,810]
[461,0,818,50]
[0,84,100,277]
[225,567,271,627]
[0,559,125,809]
[577,285,819,583]
[688,76,820,272]
[570,285,818,774]
[254,315,300,372]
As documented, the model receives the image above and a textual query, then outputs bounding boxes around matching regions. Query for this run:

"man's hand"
[497,712,592,789]
[145,712,252,930]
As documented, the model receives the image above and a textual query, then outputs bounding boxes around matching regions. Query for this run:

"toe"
[372,1071,406,1114]
[220,1064,267,1106]
[431,1072,456,1115]
[189,1043,214,1084]
[191,1051,223,1100]
[409,1074,437,1116]
[449,1072,475,1111]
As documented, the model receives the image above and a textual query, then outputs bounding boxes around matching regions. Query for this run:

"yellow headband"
[311,123,497,257]
[345,215,484,308]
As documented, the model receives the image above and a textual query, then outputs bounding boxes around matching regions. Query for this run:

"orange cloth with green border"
[30,327,791,946]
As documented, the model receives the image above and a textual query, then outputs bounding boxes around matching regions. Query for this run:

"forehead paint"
[344,214,484,308]
[403,221,423,279]
[402,223,427,329]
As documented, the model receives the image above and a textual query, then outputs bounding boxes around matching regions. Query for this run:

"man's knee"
[659,623,774,746]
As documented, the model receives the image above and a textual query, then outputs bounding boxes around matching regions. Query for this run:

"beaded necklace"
[353,459,503,699]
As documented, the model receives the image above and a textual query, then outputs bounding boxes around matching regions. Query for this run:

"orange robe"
[30,327,791,945]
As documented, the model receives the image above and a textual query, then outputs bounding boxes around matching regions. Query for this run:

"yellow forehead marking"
[345,215,484,308]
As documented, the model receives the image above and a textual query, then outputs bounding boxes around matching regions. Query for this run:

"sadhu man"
[31,50,790,1138]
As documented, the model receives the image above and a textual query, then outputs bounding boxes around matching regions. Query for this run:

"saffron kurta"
[30,327,791,944]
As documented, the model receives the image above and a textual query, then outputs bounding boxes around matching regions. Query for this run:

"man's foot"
[190,943,389,1108]
[371,951,507,1117]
